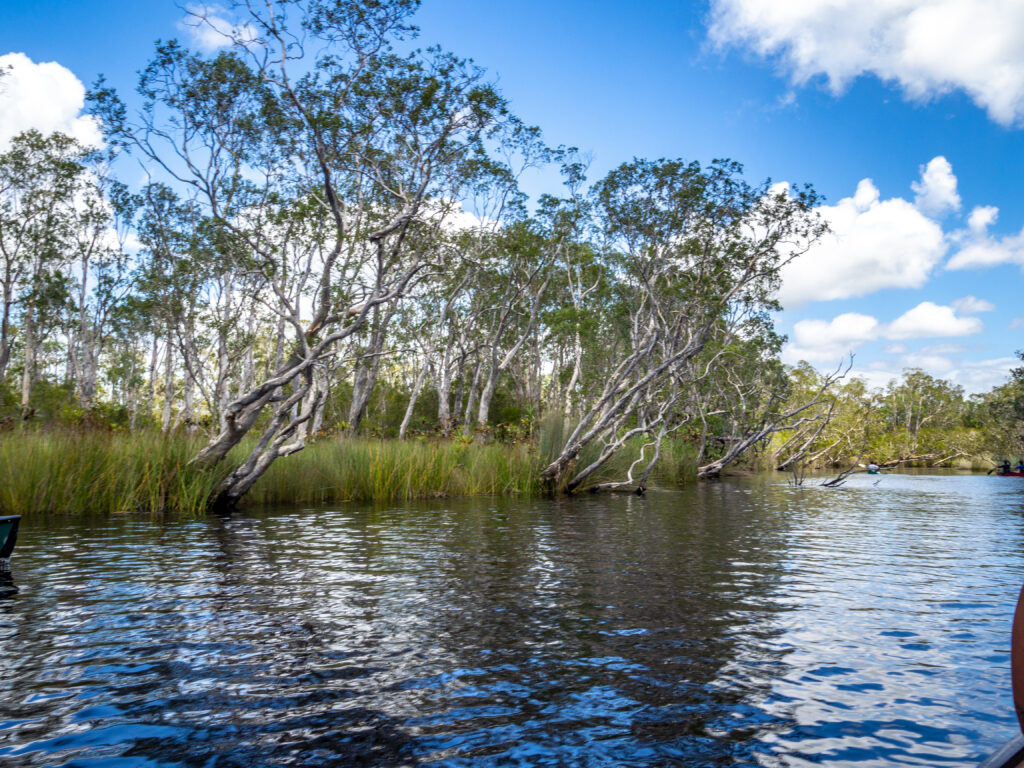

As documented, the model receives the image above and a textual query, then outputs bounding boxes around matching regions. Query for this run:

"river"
[1,471,1022,766]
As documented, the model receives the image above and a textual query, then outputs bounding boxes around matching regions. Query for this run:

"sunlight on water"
[1,472,1022,766]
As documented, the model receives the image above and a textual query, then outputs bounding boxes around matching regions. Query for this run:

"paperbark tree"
[539,158,827,492]
[471,221,553,435]
[0,132,90,415]
[90,0,516,507]
[694,352,851,478]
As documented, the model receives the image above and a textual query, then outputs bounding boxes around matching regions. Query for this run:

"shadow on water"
[0,566,17,597]
[0,472,1023,766]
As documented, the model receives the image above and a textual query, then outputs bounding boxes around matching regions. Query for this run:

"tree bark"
[161,336,174,433]
[399,357,430,439]
[19,298,35,420]
[0,283,14,384]
[347,305,395,433]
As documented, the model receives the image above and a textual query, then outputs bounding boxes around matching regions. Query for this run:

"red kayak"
[997,472,1024,477]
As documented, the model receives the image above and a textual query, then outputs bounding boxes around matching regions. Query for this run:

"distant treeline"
[766,361,1024,471]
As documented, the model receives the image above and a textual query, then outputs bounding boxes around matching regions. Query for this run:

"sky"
[1,0,1022,394]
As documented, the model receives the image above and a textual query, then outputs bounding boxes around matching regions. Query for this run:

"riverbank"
[0,421,712,516]
[0,427,995,516]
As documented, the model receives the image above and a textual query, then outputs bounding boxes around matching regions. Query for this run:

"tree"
[0,131,95,416]
[539,158,826,492]
[979,352,1024,459]
[89,0,517,506]
[877,368,966,459]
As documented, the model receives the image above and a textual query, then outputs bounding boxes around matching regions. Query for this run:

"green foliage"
[0,1,1017,501]
[974,351,1024,458]
[770,364,1014,470]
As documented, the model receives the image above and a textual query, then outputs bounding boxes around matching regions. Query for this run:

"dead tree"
[697,357,852,478]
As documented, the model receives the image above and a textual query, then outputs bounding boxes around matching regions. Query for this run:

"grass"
[247,437,541,506]
[0,431,231,517]
[0,430,543,516]
[0,417,705,517]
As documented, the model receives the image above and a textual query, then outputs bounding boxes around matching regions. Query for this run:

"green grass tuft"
[0,431,229,517]
[0,431,542,516]
[245,437,541,505]
[0,420,705,517]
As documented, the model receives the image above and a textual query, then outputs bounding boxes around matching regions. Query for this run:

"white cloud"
[783,312,880,363]
[417,199,492,233]
[886,301,983,339]
[780,156,1022,292]
[708,0,1024,126]
[947,206,1024,269]
[779,176,946,306]
[178,5,260,53]
[902,353,955,373]
[911,156,960,217]
[918,343,968,355]
[851,369,901,392]
[947,357,1021,393]
[0,52,102,149]
[853,358,1012,394]
[951,295,995,314]
[949,230,1024,269]
[968,205,999,231]
[783,302,984,363]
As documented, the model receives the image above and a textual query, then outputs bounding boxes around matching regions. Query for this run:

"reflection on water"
[0,472,1022,766]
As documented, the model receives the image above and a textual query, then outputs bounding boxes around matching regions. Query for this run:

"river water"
[1,471,1022,767]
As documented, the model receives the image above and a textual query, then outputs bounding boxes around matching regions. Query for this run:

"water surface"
[1,471,1022,766]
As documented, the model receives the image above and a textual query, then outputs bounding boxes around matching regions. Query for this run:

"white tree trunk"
[399,358,430,439]
[161,336,174,433]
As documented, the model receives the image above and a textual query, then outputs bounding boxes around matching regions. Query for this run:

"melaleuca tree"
[0,131,94,417]
[688,334,849,478]
[981,353,1024,458]
[878,368,966,458]
[89,0,518,506]
[540,158,828,492]
[65,170,138,413]
[535,155,604,420]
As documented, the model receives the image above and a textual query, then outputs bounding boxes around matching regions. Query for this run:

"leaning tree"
[539,158,828,493]
[90,0,519,507]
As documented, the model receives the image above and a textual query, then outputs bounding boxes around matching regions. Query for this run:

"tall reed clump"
[0,431,232,517]
[0,431,543,516]
[651,437,700,486]
[246,438,542,505]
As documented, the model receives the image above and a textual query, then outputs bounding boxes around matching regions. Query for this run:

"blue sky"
[2,0,1022,393]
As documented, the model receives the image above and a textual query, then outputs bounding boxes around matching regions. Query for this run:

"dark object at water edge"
[977,583,1024,767]
[0,515,19,561]
[978,734,1024,768]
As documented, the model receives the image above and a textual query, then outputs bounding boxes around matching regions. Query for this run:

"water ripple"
[0,471,1021,766]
